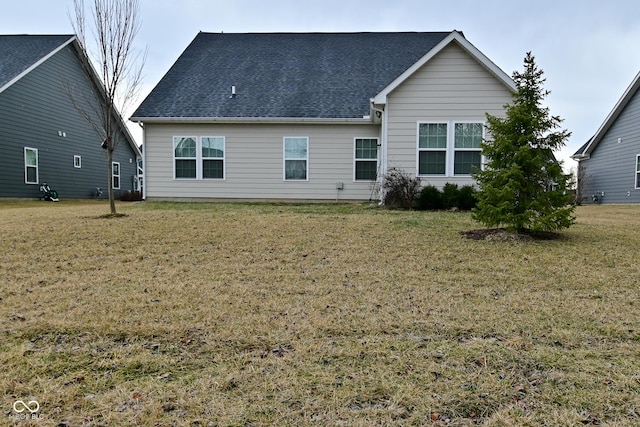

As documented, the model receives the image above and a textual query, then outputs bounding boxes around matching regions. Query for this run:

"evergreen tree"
[472,52,575,233]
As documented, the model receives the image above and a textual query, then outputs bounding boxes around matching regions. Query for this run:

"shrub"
[442,183,460,210]
[458,185,478,210]
[416,185,443,210]
[415,184,478,211]
[382,168,421,209]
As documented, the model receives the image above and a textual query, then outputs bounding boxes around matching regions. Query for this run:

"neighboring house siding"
[385,42,513,187]
[145,123,380,201]
[581,88,640,203]
[0,44,138,199]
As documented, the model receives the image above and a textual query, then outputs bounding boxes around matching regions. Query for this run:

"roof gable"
[132,32,461,120]
[573,70,640,159]
[0,34,75,93]
[372,31,516,104]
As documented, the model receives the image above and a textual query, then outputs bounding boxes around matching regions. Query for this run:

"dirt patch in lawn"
[460,228,562,241]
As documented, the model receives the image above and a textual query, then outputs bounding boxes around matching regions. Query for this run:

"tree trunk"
[108,147,117,215]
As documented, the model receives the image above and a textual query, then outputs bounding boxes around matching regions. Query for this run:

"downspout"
[370,100,387,203]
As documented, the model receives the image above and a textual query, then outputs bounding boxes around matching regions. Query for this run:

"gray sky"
[3,0,640,170]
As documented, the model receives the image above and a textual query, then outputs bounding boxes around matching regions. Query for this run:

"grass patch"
[1,201,640,425]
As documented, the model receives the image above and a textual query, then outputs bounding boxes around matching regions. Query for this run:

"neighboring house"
[131,31,515,201]
[572,70,640,204]
[0,34,141,199]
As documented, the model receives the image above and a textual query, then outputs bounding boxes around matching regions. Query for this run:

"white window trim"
[112,162,121,189]
[74,155,82,168]
[201,136,226,180]
[636,154,640,190]
[173,136,226,180]
[416,120,485,177]
[24,147,39,184]
[173,136,198,180]
[353,137,379,182]
[283,136,309,181]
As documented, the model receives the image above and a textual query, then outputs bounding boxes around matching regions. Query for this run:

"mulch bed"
[460,228,561,241]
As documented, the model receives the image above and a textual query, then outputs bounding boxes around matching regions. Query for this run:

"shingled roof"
[132,32,455,120]
[0,34,75,92]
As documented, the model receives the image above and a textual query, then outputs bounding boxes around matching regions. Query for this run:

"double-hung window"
[418,123,447,175]
[418,121,483,176]
[24,147,38,184]
[202,137,225,179]
[354,138,378,181]
[636,155,640,189]
[174,137,197,179]
[284,137,308,180]
[173,136,225,180]
[112,162,120,189]
[454,123,483,175]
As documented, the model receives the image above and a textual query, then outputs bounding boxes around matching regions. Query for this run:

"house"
[572,70,640,204]
[0,34,142,199]
[131,31,515,202]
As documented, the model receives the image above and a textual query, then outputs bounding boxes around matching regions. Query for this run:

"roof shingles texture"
[0,35,73,89]
[134,32,451,119]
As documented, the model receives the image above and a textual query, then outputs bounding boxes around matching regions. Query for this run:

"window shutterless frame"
[112,162,120,189]
[636,154,640,189]
[74,155,82,168]
[416,121,484,177]
[354,137,379,181]
[24,147,38,184]
[283,137,309,181]
[173,136,225,180]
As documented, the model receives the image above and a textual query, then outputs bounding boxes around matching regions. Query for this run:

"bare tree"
[69,0,145,215]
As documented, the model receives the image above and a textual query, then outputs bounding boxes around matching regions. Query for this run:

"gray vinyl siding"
[385,42,512,188]
[0,43,138,199]
[581,88,640,203]
[144,123,380,201]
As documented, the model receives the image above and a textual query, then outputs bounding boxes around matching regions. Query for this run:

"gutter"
[128,116,374,125]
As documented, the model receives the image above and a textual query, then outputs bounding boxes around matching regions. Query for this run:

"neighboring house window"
[24,147,38,184]
[202,136,225,179]
[74,155,82,168]
[284,137,308,180]
[112,162,120,189]
[354,138,378,181]
[636,155,640,189]
[418,121,484,176]
[174,136,197,179]
[454,123,483,175]
[418,123,447,175]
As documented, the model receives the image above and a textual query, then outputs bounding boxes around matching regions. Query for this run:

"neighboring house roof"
[131,31,515,122]
[0,34,75,93]
[0,34,141,158]
[572,69,640,160]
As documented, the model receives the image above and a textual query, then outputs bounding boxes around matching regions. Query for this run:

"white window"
[174,136,197,179]
[636,155,640,189]
[284,137,308,180]
[74,155,82,168]
[417,121,484,177]
[112,162,120,189]
[24,147,38,184]
[173,136,225,180]
[354,138,378,181]
[202,137,225,179]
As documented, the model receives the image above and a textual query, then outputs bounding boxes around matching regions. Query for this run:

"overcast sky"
[3,0,640,170]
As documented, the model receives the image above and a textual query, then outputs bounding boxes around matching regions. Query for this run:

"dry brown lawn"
[1,201,639,426]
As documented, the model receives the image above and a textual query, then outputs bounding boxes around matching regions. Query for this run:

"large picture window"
[284,137,308,180]
[24,147,38,184]
[173,136,225,180]
[354,138,378,181]
[418,121,483,176]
